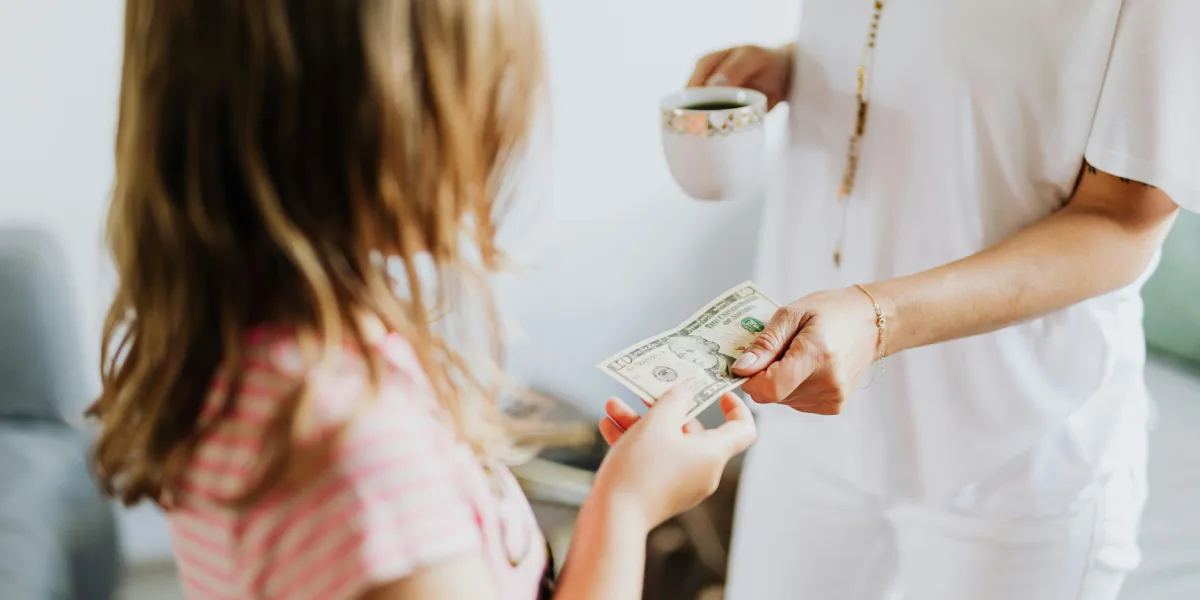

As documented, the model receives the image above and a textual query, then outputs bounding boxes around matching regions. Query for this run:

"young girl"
[90,1,755,599]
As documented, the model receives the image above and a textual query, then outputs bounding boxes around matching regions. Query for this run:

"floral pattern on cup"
[662,105,766,137]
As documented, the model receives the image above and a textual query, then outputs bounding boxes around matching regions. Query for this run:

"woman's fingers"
[705,48,765,88]
[687,49,732,87]
[745,333,824,405]
[689,46,783,90]
[732,305,806,377]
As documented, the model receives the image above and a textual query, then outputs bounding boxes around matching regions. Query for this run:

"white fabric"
[733,0,1199,597]
[728,406,1149,600]
[1086,0,1200,215]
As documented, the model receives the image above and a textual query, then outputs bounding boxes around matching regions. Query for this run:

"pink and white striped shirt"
[166,328,547,599]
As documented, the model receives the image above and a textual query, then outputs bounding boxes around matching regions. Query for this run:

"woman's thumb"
[732,306,804,375]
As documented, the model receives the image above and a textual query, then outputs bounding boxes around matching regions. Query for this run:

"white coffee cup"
[660,86,767,201]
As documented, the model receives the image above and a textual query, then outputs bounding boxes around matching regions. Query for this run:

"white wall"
[0,0,799,564]
[500,0,799,408]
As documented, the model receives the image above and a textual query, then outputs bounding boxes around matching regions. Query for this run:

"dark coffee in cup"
[681,101,749,111]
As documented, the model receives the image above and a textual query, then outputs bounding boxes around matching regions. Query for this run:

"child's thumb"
[699,393,757,455]
[703,419,757,457]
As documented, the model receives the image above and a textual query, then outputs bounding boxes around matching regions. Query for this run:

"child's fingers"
[638,393,704,433]
[643,385,695,427]
[605,397,641,431]
[598,417,625,446]
[719,392,754,423]
[699,393,757,455]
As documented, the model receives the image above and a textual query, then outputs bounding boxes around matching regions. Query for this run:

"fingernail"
[705,73,729,87]
[733,352,757,371]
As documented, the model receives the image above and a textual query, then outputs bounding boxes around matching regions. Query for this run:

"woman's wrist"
[853,282,901,359]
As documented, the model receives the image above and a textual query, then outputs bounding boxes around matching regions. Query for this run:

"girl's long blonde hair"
[91,0,545,506]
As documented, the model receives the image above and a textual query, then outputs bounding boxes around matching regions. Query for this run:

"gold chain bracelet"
[853,284,887,388]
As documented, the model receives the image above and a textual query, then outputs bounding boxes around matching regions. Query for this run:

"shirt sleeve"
[249,371,484,600]
[1084,0,1200,213]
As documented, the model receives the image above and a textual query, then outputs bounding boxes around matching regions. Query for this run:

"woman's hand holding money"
[731,286,888,415]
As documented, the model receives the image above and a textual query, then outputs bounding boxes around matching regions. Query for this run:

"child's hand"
[592,388,756,531]
[598,394,706,443]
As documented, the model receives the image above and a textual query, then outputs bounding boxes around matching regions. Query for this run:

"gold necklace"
[834,0,887,268]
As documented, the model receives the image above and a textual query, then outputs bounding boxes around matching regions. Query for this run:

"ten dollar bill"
[597,282,780,420]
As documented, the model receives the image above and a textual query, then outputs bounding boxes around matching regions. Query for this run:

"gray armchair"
[0,228,120,600]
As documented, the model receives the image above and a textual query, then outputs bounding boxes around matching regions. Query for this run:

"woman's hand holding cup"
[660,43,792,201]
[687,44,795,110]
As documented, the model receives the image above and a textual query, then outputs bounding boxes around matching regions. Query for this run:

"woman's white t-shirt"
[756,0,1199,517]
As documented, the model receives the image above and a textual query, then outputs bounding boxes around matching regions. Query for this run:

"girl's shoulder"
[183,327,461,501]
[213,326,442,426]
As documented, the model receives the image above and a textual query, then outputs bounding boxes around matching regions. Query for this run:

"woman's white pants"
[725,411,1147,600]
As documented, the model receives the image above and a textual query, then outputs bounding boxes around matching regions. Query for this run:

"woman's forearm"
[869,174,1179,355]
[553,491,648,600]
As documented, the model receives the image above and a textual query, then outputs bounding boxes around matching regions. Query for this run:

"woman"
[687,1,1198,599]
